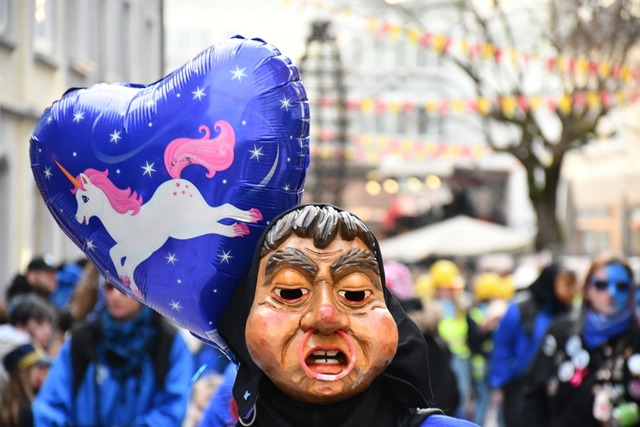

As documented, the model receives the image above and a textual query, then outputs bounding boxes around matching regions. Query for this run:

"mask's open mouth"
[298,329,356,381]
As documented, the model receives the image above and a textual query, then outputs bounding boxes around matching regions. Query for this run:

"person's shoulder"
[420,414,479,426]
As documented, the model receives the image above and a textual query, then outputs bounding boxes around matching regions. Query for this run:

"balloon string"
[190,361,212,386]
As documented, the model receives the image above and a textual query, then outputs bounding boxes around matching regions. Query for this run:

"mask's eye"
[81,195,89,203]
[338,290,372,304]
[274,288,308,302]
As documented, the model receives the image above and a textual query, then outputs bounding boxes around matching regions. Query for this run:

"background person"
[33,280,193,426]
[0,343,51,427]
[524,255,640,427]
[489,260,578,427]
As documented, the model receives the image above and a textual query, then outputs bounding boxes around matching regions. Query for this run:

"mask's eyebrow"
[330,249,380,288]
[265,247,318,277]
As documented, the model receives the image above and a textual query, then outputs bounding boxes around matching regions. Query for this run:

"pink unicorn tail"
[164,120,236,179]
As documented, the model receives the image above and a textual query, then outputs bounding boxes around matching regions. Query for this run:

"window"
[33,187,56,256]
[33,0,57,57]
[0,0,14,43]
[0,156,9,289]
[118,1,131,78]
[66,0,99,70]
[581,230,610,254]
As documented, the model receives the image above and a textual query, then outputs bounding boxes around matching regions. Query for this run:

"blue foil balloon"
[30,36,310,353]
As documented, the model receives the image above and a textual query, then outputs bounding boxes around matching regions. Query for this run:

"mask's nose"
[301,284,349,335]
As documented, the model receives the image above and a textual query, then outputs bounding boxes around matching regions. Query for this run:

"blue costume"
[488,262,576,427]
[488,301,556,389]
[33,307,193,426]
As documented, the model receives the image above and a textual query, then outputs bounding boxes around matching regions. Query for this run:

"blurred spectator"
[0,343,51,427]
[197,362,238,427]
[489,260,578,427]
[6,295,58,354]
[50,258,86,310]
[431,259,473,420]
[0,325,31,395]
[524,254,639,426]
[66,262,102,323]
[180,330,231,427]
[384,260,461,416]
[33,281,193,426]
[6,256,58,302]
[467,272,510,426]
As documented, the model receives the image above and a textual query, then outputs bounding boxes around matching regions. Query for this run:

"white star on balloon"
[219,250,233,263]
[85,240,96,251]
[109,130,122,143]
[72,112,84,122]
[230,65,247,82]
[192,87,206,100]
[249,145,264,161]
[280,96,291,111]
[166,252,178,265]
[46,116,53,124]
[283,183,291,191]
[43,167,53,180]
[141,161,156,177]
[169,300,183,311]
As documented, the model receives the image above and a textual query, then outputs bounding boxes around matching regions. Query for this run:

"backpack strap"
[70,321,99,397]
[147,314,177,388]
[517,295,539,337]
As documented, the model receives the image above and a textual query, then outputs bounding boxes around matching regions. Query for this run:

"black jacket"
[524,316,640,427]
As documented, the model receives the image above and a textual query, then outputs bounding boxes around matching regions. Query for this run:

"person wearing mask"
[524,255,640,426]
[489,260,578,426]
[216,204,477,426]
[0,343,51,427]
[32,280,193,426]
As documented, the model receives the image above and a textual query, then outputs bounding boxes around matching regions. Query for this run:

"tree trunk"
[528,162,564,252]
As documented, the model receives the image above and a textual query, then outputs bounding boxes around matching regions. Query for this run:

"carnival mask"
[245,234,399,404]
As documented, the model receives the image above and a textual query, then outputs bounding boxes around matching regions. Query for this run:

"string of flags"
[312,89,640,118]
[283,0,640,85]
[309,131,490,163]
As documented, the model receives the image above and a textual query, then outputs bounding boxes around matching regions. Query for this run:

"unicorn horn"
[55,161,80,189]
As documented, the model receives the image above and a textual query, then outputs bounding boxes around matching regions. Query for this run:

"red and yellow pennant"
[313,88,639,117]
[308,131,490,163]
[285,0,640,85]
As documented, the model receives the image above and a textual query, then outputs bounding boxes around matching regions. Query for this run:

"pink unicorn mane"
[164,120,236,179]
[71,169,143,215]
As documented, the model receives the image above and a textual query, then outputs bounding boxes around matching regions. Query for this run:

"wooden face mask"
[245,234,399,404]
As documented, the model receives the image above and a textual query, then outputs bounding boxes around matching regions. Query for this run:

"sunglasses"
[591,280,631,292]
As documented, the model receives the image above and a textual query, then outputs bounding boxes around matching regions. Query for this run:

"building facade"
[0,0,163,295]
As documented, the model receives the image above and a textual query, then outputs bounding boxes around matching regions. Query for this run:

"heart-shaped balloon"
[30,36,309,353]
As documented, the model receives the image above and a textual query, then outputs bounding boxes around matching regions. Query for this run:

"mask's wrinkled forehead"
[261,205,377,257]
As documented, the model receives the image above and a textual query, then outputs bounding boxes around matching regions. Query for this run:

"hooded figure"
[217,204,477,427]
[488,261,578,426]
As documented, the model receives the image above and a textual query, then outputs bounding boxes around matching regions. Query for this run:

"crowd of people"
[2,211,640,426]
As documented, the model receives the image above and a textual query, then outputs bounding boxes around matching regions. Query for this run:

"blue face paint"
[604,263,632,313]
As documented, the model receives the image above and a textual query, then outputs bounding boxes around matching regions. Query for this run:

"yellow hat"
[415,273,434,298]
[499,275,516,300]
[429,260,463,289]
[473,272,502,301]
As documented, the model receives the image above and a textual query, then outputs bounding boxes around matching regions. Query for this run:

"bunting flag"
[284,0,640,85]
[312,88,639,117]
[308,130,490,163]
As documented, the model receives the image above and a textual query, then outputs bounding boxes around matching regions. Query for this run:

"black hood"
[217,203,432,419]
